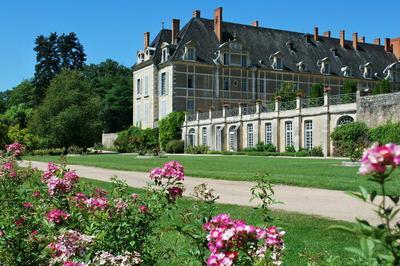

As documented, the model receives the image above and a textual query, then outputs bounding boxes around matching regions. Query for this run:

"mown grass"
[83,177,357,265]
[25,154,400,194]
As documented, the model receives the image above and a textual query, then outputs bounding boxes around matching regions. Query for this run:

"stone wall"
[357,92,400,128]
[102,133,118,148]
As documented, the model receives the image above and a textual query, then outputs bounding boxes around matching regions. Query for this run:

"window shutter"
[158,74,161,96]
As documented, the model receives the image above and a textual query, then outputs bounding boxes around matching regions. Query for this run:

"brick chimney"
[314,27,319,41]
[391,38,400,59]
[323,31,331,38]
[214,7,223,42]
[340,30,345,48]
[172,19,180,45]
[374,38,381,45]
[144,32,150,49]
[352,32,358,50]
[358,36,365,43]
[251,20,259,27]
[384,38,391,52]
[193,10,201,18]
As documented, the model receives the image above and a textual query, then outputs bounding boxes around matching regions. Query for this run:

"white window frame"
[247,124,254,148]
[202,127,208,146]
[188,128,195,147]
[144,76,149,96]
[160,72,167,96]
[275,57,283,70]
[322,61,330,75]
[304,120,313,150]
[136,78,141,96]
[285,121,293,147]
[265,123,272,144]
[187,99,195,113]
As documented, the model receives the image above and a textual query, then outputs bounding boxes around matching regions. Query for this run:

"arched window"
[188,128,196,147]
[337,116,354,126]
[229,125,238,151]
[247,124,254,148]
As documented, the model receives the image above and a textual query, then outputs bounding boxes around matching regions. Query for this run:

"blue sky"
[1,0,399,91]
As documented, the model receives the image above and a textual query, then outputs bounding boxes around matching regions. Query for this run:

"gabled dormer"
[296,61,306,72]
[359,62,373,79]
[137,51,145,64]
[215,39,249,67]
[269,51,283,70]
[317,57,330,75]
[383,61,400,82]
[341,66,352,77]
[182,41,196,61]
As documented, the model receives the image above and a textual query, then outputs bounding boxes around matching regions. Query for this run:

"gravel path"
[22,160,380,223]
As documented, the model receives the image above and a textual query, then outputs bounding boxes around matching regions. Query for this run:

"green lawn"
[83,177,356,265]
[25,154,400,194]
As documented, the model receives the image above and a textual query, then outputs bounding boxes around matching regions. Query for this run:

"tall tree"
[0,90,10,114]
[84,59,132,132]
[30,70,102,150]
[33,32,86,103]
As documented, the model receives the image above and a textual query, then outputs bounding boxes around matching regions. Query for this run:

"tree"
[158,112,185,149]
[0,91,10,114]
[30,70,102,151]
[372,80,391,95]
[84,60,132,132]
[275,82,296,102]
[7,80,35,108]
[310,83,324,98]
[33,32,86,103]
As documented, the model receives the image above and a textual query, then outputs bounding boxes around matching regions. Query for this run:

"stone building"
[132,7,400,129]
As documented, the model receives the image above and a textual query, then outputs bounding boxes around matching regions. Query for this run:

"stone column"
[274,97,281,152]
[321,91,330,156]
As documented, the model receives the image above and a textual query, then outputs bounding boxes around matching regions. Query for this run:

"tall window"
[223,53,230,65]
[247,124,254,148]
[187,99,195,113]
[241,55,247,67]
[136,103,141,124]
[276,57,283,70]
[241,79,248,92]
[136,79,141,96]
[188,74,194,88]
[265,123,272,144]
[285,121,293,147]
[202,127,208,146]
[216,126,222,151]
[229,126,237,151]
[187,47,195,60]
[160,73,166,95]
[224,77,230,91]
[322,62,330,75]
[260,79,265,93]
[162,48,168,62]
[144,103,149,125]
[364,66,372,79]
[304,120,313,149]
[144,76,149,96]
[188,128,195,147]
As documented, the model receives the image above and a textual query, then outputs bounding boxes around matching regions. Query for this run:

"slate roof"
[135,18,398,79]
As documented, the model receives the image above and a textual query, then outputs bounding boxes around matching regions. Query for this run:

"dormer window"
[137,51,145,63]
[223,53,230,65]
[296,61,306,72]
[341,66,352,77]
[383,62,400,82]
[161,42,170,63]
[270,51,283,70]
[360,62,373,79]
[183,42,196,61]
[318,57,330,75]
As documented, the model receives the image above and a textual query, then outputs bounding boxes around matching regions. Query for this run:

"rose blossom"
[23,202,33,208]
[46,209,70,224]
[138,205,148,213]
[167,186,183,201]
[359,143,400,175]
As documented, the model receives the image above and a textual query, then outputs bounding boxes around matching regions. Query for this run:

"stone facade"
[101,133,118,148]
[182,92,358,156]
[357,91,400,128]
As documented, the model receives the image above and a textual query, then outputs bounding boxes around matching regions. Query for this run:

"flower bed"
[0,143,285,265]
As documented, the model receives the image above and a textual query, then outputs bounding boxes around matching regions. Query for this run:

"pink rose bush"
[5,142,24,158]
[41,163,80,195]
[46,209,70,224]
[149,160,185,202]
[203,213,285,266]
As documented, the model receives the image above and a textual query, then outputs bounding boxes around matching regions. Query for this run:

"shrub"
[285,146,296,152]
[158,112,185,150]
[114,126,159,153]
[369,122,400,144]
[186,145,209,154]
[256,142,277,152]
[275,82,297,102]
[331,122,369,161]
[165,139,184,154]
[310,146,324,157]
[31,148,64,156]
[67,145,84,155]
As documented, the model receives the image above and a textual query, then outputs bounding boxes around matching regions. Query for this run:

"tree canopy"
[30,70,102,150]
[33,32,86,103]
